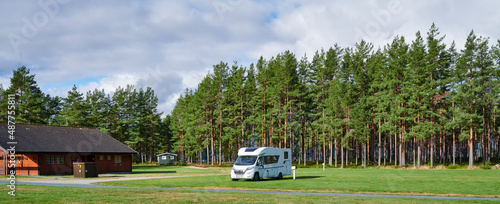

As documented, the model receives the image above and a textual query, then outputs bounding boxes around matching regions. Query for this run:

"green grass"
[97,168,500,197]
[0,185,490,203]
[2,165,499,203]
[2,165,226,180]
[128,165,226,176]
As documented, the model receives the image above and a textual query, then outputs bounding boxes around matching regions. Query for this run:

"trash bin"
[73,162,98,178]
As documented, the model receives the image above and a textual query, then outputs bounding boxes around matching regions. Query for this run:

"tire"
[253,172,260,181]
[232,179,239,181]
[277,172,283,180]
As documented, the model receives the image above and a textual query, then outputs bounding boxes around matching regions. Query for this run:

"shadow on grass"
[238,175,325,182]
[129,171,177,174]
[283,176,324,180]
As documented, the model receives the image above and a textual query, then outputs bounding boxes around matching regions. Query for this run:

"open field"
[2,165,499,203]
[3,185,491,204]
[4,166,227,181]
[128,165,228,176]
[98,166,500,198]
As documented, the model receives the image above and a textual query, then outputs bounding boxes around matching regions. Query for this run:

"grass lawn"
[0,185,489,204]
[1,165,226,180]
[97,167,500,198]
[128,165,227,176]
[2,165,499,203]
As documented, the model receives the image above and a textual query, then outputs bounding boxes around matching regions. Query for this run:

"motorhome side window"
[263,155,280,164]
[284,151,289,159]
[257,157,264,165]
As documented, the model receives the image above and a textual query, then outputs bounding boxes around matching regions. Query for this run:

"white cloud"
[1,0,500,115]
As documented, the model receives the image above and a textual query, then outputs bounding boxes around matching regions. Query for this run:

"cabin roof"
[0,124,137,154]
[156,152,177,156]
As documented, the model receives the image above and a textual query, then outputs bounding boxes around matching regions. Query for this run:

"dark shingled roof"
[0,124,137,154]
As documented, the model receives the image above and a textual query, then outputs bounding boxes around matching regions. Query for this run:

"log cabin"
[0,124,137,176]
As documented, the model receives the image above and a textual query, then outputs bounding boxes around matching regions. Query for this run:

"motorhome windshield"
[234,156,257,165]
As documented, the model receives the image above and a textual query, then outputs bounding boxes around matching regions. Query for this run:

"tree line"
[0,66,172,163]
[171,24,500,168]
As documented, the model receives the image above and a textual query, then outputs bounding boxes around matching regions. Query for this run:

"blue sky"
[1,0,499,116]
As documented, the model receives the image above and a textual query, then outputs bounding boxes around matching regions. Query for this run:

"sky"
[1,0,499,116]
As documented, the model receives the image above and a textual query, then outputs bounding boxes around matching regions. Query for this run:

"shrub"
[133,162,158,165]
[172,161,187,166]
[446,164,459,169]
[479,164,491,170]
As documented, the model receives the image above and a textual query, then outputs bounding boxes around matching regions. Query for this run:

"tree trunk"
[394,130,398,166]
[384,132,387,166]
[413,137,416,167]
[303,115,307,166]
[417,139,421,169]
[431,134,434,168]
[334,138,338,167]
[362,141,367,168]
[378,119,381,166]
[329,137,333,166]
[341,145,344,168]
[469,120,474,169]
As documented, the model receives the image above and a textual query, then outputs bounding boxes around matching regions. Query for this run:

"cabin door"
[0,155,5,176]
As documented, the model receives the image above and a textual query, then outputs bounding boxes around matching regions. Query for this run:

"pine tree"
[456,31,482,169]
[0,66,48,124]
[212,61,229,164]
[425,23,448,168]
[407,31,428,168]
[473,36,494,164]
[385,36,409,166]
[60,85,90,127]
[243,63,258,147]
[367,49,389,167]
[86,89,110,129]
[446,41,459,166]
[254,57,270,147]
[297,54,312,166]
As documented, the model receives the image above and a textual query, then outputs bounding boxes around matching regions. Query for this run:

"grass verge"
[97,167,500,198]
[0,185,492,204]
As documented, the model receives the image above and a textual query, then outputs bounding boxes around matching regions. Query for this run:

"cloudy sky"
[1,0,499,116]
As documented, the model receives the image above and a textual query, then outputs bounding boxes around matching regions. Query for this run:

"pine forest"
[2,24,500,169]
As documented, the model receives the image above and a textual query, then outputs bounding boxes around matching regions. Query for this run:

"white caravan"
[231,147,292,181]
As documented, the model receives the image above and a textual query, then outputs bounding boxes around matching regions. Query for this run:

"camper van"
[231,147,292,181]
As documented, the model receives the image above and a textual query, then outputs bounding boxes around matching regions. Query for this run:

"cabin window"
[45,155,52,164]
[107,155,111,160]
[114,155,122,163]
[45,155,64,164]
[100,155,104,160]
[284,151,289,160]
[55,156,64,164]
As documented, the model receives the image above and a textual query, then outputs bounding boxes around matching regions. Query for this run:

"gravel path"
[2,177,499,201]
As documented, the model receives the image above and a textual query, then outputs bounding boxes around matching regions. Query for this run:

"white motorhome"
[231,147,292,181]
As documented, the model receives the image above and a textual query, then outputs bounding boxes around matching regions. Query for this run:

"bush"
[446,164,459,169]
[133,162,158,165]
[172,161,187,166]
